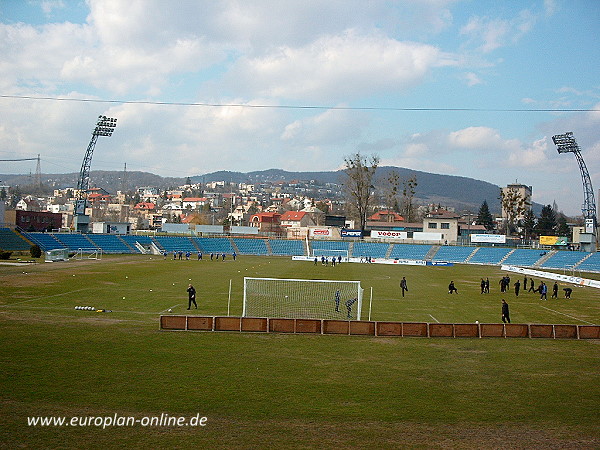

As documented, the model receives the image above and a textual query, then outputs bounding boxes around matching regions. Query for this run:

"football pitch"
[1,254,599,448]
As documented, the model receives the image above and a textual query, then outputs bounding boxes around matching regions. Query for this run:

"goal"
[243,277,363,320]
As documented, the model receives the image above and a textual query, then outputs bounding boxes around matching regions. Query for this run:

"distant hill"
[2,167,540,215]
[192,167,508,214]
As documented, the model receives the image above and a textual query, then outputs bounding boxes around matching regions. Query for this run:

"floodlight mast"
[75,116,117,216]
[552,132,597,227]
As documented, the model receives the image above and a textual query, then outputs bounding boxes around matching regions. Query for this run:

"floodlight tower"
[73,115,117,233]
[552,131,597,251]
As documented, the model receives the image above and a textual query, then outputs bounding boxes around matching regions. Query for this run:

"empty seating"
[389,244,431,260]
[270,239,305,256]
[432,246,475,263]
[0,228,33,251]
[310,240,349,257]
[502,248,544,267]
[54,234,97,251]
[154,236,197,253]
[540,251,589,270]
[468,247,512,265]
[353,242,389,259]
[87,234,134,254]
[23,232,66,251]
[576,252,600,273]
[233,238,269,255]
[194,237,235,254]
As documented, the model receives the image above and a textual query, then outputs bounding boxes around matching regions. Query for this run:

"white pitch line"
[0,287,94,306]
[158,304,182,314]
[539,305,595,325]
[428,314,439,323]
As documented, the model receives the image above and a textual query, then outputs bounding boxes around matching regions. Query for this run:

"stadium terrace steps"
[0,228,33,251]
[161,315,599,340]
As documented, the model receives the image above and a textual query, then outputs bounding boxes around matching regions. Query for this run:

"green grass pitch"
[1,254,599,448]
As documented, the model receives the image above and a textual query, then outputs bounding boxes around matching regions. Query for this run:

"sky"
[0,0,599,216]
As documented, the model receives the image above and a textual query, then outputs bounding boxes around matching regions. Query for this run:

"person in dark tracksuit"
[400,277,408,297]
[501,299,510,323]
[187,284,197,310]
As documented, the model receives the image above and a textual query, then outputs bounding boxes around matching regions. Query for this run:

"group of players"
[166,250,237,261]
[480,275,573,299]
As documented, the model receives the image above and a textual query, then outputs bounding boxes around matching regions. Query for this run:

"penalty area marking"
[539,305,595,325]
[428,314,440,323]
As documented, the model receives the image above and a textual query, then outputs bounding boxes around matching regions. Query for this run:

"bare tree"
[383,170,400,221]
[342,153,379,234]
[401,175,418,222]
[499,187,530,235]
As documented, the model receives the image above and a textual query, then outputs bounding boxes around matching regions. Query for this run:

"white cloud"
[460,9,537,53]
[227,29,449,102]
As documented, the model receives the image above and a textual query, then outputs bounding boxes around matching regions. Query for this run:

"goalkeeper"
[334,290,341,312]
[345,297,357,319]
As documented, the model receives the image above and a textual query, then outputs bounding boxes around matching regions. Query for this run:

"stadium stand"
[120,235,153,253]
[154,236,197,253]
[540,250,590,270]
[86,234,134,254]
[269,239,305,256]
[468,247,512,265]
[53,233,97,251]
[353,242,390,259]
[194,237,235,254]
[0,228,32,251]
[23,232,66,251]
[575,252,600,273]
[388,244,431,260]
[432,246,475,263]
[502,248,545,267]
[233,238,269,255]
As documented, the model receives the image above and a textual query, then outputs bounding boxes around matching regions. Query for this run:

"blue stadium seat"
[468,247,512,265]
[389,244,431,260]
[540,251,589,270]
[269,239,305,256]
[576,252,600,273]
[353,242,389,259]
[0,228,33,251]
[154,236,197,252]
[87,234,135,254]
[194,237,235,254]
[502,248,545,267]
[53,233,97,251]
[432,246,475,263]
[233,238,269,255]
[23,232,66,251]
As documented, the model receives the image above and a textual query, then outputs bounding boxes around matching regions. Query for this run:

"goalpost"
[311,248,349,261]
[243,277,364,320]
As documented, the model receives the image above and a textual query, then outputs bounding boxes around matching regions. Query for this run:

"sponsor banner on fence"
[427,261,453,266]
[470,234,506,244]
[341,229,362,238]
[539,236,568,246]
[309,228,331,237]
[501,265,600,289]
[370,230,408,240]
[292,256,426,266]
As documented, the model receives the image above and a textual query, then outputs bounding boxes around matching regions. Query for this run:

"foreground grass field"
[1,255,599,448]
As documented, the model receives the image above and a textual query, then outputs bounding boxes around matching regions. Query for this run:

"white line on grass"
[158,304,182,313]
[539,305,595,324]
[428,314,439,323]
[0,288,94,306]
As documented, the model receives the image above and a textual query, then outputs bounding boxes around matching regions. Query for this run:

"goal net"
[243,277,363,320]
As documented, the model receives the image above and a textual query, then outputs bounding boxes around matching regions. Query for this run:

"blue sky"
[0,0,598,215]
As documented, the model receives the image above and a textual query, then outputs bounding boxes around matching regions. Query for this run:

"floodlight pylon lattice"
[75,116,117,215]
[552,132,597,226]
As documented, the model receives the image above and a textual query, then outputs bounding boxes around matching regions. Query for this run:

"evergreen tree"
[556,215,570,237]
[475,200,494,231]
[521,209,537,240]
[535,205,557,236]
